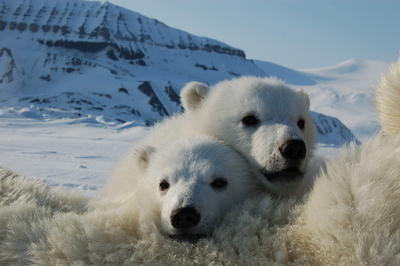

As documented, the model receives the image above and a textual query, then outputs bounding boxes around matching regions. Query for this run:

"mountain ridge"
[0,0,359,146]
[0,0,245,59]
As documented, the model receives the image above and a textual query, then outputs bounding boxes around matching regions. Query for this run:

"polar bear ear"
[135,145,156,170]
[180,81,210,112]
[298,89,310,110]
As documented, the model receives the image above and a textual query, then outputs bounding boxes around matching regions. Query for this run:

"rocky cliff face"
[0,48,16,84]
[0,0,245,57]
[0,0,359,146]
[311,112,360,146]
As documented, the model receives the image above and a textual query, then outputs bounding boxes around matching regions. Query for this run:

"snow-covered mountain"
[0,0,358,146]
[0,0,263,124]
[255,58,390,141]
[301,59,390,140]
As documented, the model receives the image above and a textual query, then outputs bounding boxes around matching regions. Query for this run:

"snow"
[0,117,148,196]
[0,0,390,196]
[255,58,390,141]
[300,59,389,140]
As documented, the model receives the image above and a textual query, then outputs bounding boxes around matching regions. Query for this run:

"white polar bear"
[182,77,317,196]
[102,135,261,239]
[107,77,319,197]
[4,62,400,264]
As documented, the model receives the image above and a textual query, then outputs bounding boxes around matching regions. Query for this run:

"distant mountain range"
[0,0,360,146]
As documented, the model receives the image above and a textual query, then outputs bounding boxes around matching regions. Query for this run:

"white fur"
[376,59,400,135]
[101,136,262,237]
[107,76,320,198]
[6,64,400,264]
[144,136,261,236]
[4,137,400,265]
[0,167,88,213]
[102,114,196,197]
[187,77,317,196]
[0,167,88,265]
[298,135,400,265]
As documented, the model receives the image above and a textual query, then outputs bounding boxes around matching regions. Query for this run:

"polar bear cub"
[106,136,261,239]
[182,77,317,196]
[107,76,318,198]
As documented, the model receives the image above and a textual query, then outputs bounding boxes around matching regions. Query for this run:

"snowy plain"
[0,58,389,195]
[0,117,146,195]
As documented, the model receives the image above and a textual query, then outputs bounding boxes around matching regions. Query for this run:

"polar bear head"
[181,77,315,196]
[135,136,259,240]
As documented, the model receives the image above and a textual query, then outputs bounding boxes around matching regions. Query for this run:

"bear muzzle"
[279,139,307,161]
[170,206,201,229]
[168,206,208,242]
[258,139,306,183]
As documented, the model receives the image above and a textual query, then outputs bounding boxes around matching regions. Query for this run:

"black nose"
[170,207,201,229]
[279,140,306,160]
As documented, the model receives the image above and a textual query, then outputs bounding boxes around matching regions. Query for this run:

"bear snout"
[279,139,306,161]
[170,206,201,229]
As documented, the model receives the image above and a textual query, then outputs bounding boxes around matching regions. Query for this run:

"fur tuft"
[376,59,400,135]
[0,167,88,265]
[0,167,88,213]
[300,135,400,265]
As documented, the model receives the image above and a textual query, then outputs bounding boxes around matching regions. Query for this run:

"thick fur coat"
[0,168,88,265]
[2,60,400,265]
[376,59,400,135]
[2,136,400,265]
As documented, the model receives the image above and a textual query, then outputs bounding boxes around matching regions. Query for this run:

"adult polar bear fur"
[0,167,88,265]
[297,135,400,265]
[106,77,320,198]
[376,59,400,135]
[3,135,400,265]
[0,168,88,212]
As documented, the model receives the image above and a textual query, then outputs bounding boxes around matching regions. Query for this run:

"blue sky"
[104,0,400,69]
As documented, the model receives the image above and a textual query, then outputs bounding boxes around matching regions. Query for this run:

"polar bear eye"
[159,179,170,192]
[210,177,228,190]
[297,119,305,130]
[241,114,260,127]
